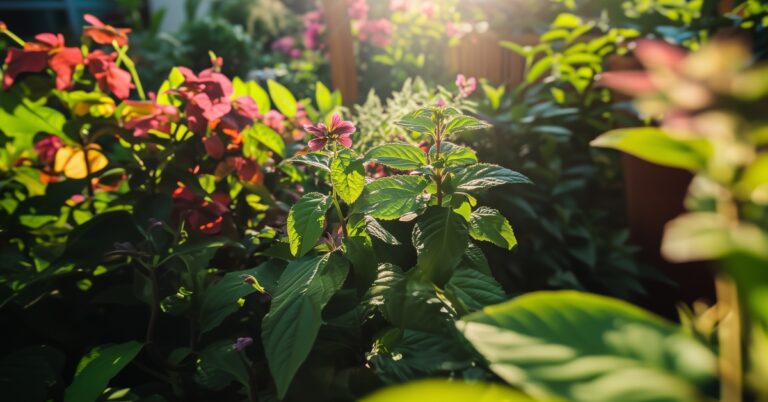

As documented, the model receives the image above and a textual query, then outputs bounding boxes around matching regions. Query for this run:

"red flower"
[3,33,83,90]
[226,156,263,184]
[221,96,260,134]
[176,67,234,134]
[121,99,179,137]
[303,113,356,151]
[172,186,230,234]
[203,134,225,159]
[35,135,63,166]
[82,14,131,47]
[86,50,133,99]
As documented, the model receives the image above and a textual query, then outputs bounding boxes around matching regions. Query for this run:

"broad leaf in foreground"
[591,127,711,172]
[356,175,430,220]
[287,192,331,257]
[458,291,717,402]
[262,254,349,399]
[64,341,144,402]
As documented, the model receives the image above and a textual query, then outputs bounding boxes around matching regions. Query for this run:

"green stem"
[2,30,25,47]
[329,142,348,236]
[113,42,146,100]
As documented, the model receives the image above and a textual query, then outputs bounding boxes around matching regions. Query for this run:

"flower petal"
[308,137,327,151]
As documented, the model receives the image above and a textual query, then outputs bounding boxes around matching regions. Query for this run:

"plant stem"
[146,266,163,362]
[2,30,25,47]
[434,119,444,207]
[113,42,147,100]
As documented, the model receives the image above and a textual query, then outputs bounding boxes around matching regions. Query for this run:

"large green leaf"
[396,111,436,135]
[284,152,331,173]
[0,91,66,143]
[412,207,469,283]
[450,164,531,192]
[262,254,349,399]
[330,149,365,205]
[267,79,298,117]
[365,143,427,171]
[366,328,474,383]
[287,193,332,257]
[469,207,517,250]
[198,260,286,333]
[430,141,478,167]
[361,380,541,402]
[198,341,254,400]
[591,128,712,172]
[244,123,285,157]
[356,175,430,220]
[443,115,491,136]
[458,291,717,402]
[365,264,456,332]
[446,266,506,313]
[63,341,144,402]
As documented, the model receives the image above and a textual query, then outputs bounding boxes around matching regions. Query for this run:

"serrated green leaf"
[267,79,298,117]
[362,215,401,245]
[444,116,491,136]
[244,123,285,157]
[198,260,285,333]
[331,149,365,205]
[446,266,506,313]
[450,164,531,192]
[64,341,143,402]
[430,142,478,167]
[284,152,330,172]
[458,291,717,402]
[262,254,349,399]
[468,207,517,250]
[366,143,427,171]
[287,193,331,257]
[592,128,712,172]
[396,111,436,135]
[412,207,470,283]
[357,175,430,220]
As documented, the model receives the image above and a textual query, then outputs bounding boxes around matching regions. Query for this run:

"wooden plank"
[321,0,358,105]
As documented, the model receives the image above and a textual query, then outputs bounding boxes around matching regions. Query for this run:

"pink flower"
[456,74,477,98]
[304,23,322,51]
[176,66,234,134]
[86,50,133,99]
[121,99,179,138]
[264,110,285,134]
[347,0,369,21]
[358,19,392,48]
[221,96,260,134]
[390,0,408,12]
[35,135,63,166]
[3,33,83,90]
[303,113,356,151]
[82,14,131,47]
[435,98,446,107]
[272,36,299,57]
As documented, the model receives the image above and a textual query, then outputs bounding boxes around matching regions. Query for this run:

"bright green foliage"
[267,79,298,117]
[330,149,366,205]
[366,143,428,171]
[459,291,717,402]
[64,341,144,402]
[356,175,431,220]
[287,193,332,257]
[592,128,711,172]
[262,254,349,399]
[469,207,517,250]
[361,380,543,402]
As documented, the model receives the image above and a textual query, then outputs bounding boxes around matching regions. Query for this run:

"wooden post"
[321,0,358,105]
